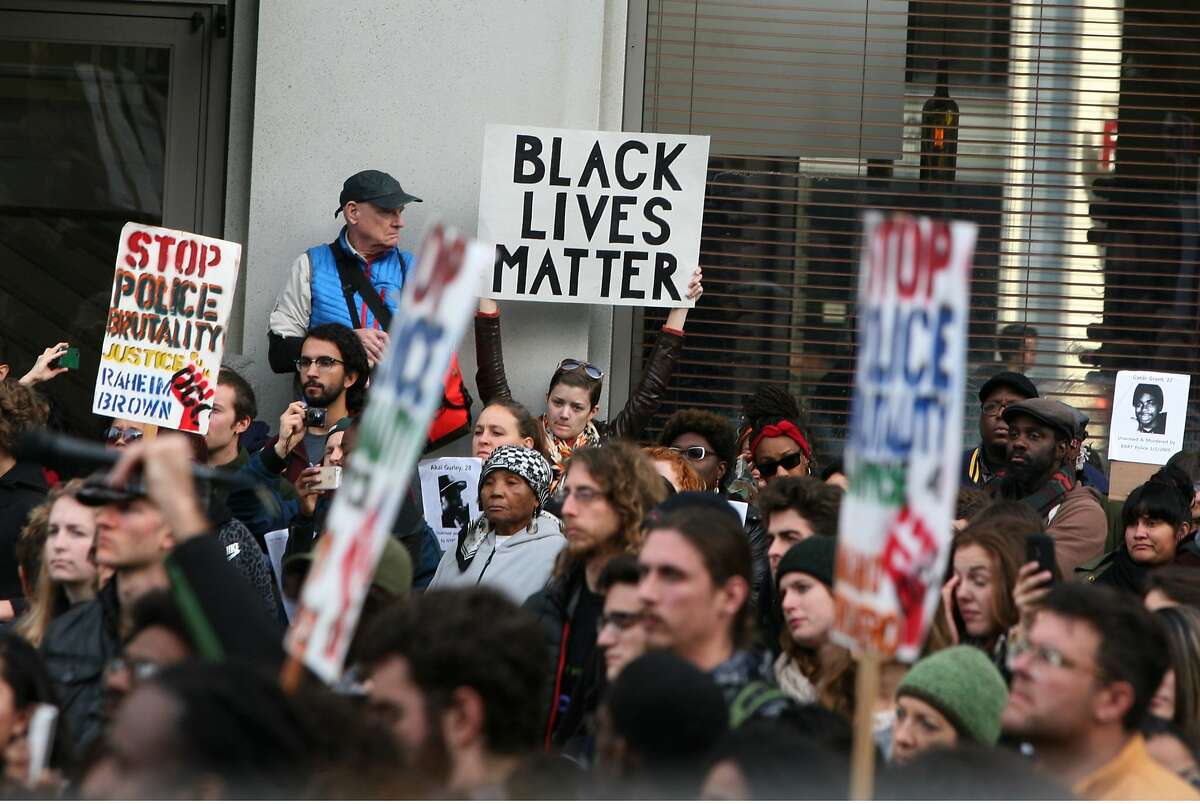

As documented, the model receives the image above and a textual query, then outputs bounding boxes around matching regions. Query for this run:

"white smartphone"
[26,703,57,786]
[310,465,341,492]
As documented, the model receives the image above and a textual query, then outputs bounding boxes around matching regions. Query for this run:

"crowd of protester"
[1,170,1200,799]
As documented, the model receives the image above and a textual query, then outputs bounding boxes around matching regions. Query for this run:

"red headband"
[750,420,812,460]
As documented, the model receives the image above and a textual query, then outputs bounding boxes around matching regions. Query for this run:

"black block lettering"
[530,250,563,296]
[621,251,648,299]
[653,141,686,191]
[579,142,611,189]
[609,196,636,245]
[493,244,529,293]
[643,197,672,246]
[652,252,681,301]
[520,192,546,240]
[513,135,545,184]
[616,140,649,190]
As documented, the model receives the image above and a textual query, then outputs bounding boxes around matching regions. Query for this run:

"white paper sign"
[832,213,976,661]
[92,223,241,434]
[284,224,492,683]
[1107,371,1190,465]
[418,457,483,551]
[263,529,293,623]
[478,124,710,307]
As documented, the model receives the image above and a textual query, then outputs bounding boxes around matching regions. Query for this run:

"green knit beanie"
[896,645,1008,746]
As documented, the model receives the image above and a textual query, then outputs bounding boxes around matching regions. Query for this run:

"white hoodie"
[428,511,565,604]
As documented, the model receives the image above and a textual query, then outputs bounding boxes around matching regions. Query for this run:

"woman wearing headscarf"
[428,445,565,604]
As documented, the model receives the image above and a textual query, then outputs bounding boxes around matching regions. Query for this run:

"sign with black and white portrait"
[1108,371,1190,465]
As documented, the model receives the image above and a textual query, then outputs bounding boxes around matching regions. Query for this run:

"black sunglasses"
[670,445,709,462]
[756,451,807,477]
[557,358,603,380]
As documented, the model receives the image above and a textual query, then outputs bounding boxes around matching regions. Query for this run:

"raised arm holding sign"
[474,270,701,489]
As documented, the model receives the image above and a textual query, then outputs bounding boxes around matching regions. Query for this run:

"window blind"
[633,0,1200,461]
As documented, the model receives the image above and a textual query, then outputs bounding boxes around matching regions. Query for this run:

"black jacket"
[42,533,285,754]
[41,584,121,752]
[524,568,588,747]
[0,461,47,599]
[474,312,683,443]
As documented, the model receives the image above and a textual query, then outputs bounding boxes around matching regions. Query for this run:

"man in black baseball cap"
[992,398,1107,576]
[268,169,424,373]
[961,370,1039,489]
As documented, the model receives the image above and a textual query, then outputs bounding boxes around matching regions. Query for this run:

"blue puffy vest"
[306,228,411,330]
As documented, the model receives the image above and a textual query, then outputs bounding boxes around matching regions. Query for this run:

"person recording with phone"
[928,512,1054,677]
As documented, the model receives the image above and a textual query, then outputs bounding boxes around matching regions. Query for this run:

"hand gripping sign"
[93,223,241,435]
[832,213,976,661]
[284,224,491,683]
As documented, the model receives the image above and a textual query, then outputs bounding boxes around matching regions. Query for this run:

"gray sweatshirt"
[428,512,565,604]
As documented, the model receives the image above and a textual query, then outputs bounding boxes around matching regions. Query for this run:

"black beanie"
[775,535,837,588]
[608,651,729,765]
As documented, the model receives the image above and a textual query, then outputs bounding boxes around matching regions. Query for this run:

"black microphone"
[15,429,250,487]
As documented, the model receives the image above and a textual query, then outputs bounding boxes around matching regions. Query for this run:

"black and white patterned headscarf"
[456,445,552,571]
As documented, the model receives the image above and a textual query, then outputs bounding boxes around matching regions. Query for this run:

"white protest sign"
[1107,371,1190,465]
[92,223,241,434]
[478,124,710,307]
[418,457,483,551]
[832,213,975,661]
[263,529,293,623]
[284,224,491,683]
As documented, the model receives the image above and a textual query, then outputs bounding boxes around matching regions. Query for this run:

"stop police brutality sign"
[832,213,976,661]
[477,124,710,307]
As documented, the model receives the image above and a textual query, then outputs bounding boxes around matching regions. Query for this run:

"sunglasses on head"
[104,426,144,445]
[669,445,709,462]
[557,358,603,380]
[755,451,807,477]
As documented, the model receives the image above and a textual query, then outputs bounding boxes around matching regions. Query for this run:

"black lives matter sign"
[478,125,709,307]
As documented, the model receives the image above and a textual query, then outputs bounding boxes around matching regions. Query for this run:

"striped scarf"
[542,417,602,491]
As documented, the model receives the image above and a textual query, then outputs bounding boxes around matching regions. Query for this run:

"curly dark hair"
[658,408,738,490]
[755,476,842,535]
[358,589,549,755]
[0,380,48,455]
[303,323,371,414]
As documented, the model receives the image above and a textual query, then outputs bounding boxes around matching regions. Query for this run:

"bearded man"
[524,443,668,746]
[991,398,1107,577]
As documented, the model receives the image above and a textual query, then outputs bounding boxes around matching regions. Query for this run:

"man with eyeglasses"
[264,323,369,486]
[268,169,422,372]
[1001,583,1198,800]
[961,371,1038,489]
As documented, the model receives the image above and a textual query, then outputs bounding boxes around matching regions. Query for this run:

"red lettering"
[152,234,176,272]
[202,244,221,279]
[410,224,465,307]
[125,230,152,269]
[175,239,199,276]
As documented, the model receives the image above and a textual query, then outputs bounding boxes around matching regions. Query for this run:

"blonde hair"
[17,481,95,647]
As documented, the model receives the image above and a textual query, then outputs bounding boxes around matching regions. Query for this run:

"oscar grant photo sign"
[284,224,491,683]
[832,213,976,661]
[478,124,709,307]
[92,223,242,435]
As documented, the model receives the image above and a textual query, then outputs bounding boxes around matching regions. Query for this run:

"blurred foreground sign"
[284,224,489,682]
[832,213,976,661]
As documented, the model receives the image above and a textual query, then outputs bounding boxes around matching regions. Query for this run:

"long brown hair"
[17,480,95,647]
[778,580,856,716]
[553,444,667,578]
[926,518,1027,656]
